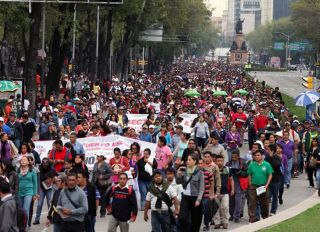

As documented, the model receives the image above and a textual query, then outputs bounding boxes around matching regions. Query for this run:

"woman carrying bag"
[305,138,318,188]
[177,153,204,232]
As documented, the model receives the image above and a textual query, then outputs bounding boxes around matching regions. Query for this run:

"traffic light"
[302,76,313,89]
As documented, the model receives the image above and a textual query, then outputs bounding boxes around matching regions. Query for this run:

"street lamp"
[274,32,291,69]
[227,52,230,64]
[248,50,253,64]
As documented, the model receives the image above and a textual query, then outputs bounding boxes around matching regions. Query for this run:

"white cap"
[149,125,155,129]
[0,117,4,122]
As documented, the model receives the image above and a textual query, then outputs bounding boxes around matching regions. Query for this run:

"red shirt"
[49,147,71,172]
[254,115,268,132]
[232,113,247,128]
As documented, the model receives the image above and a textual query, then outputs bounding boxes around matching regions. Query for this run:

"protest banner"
[127,114,149,132]
[180,114,197,133]
[34,135,156,170]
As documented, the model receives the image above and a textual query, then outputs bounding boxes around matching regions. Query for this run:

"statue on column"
[235,18,245,34]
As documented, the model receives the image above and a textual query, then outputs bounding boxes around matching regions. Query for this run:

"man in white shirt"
[144,170,180,232]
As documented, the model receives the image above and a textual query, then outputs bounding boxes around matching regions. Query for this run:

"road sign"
[290,42,300,51]
[274,42,284,50]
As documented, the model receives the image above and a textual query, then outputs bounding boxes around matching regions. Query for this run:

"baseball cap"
[0,117,4,122]
[149,125,155,129]
[175,125,183,130]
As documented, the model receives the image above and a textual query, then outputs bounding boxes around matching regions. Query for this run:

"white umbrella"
[295,91,320,106]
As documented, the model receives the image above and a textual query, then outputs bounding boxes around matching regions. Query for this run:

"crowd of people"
[0,59,319,232]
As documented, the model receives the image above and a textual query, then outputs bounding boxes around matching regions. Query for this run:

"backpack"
[16,201,28,232]
[111,185,133,198]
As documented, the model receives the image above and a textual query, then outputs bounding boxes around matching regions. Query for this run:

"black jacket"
[85,182,98,217]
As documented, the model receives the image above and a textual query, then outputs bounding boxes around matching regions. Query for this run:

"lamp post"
[227,52,230,64]
[274,32,291,69]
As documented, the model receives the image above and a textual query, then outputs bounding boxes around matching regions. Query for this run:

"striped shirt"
[202,169,213,198]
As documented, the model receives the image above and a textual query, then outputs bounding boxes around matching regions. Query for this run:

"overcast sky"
[207,0,227,17]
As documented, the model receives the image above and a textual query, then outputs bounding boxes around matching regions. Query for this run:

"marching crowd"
[0,59,319,232]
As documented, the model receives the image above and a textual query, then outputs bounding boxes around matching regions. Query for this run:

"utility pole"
[95,5,100,80]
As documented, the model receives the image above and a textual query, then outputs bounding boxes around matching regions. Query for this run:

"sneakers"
[202,225,210,231]
[33,221,40,225]
[214,225,221,229]
[223,223,228,229]
[234,219,240,223]
[270,213,275,216]
[286,184,290,189]
[228,216,234,221]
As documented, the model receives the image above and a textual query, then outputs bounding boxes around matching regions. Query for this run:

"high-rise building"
[261,0,273,24]
[273,0,291,20]
[240,0,261,34]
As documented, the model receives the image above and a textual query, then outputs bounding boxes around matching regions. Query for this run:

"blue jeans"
[138,179,151,209]
[14,138,21,150]
[202,198,210,227]
[20,195,33,222]
[151,210,171,232]
[35,188,53,222]
[285,157,293,185]
[269,182,281,214]
[316,168,320,189]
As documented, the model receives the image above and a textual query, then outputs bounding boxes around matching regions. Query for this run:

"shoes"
[279,197,283,205]
[203,226,210,231]
[223,223,228,229]
[100,214,106,218]
[249,218,256,223]
[234,219,240,223]
[286,184,290,189]
[214,225,220,229]
[228,216,233,221]
[270,213,275,216]
[210,221,215,225]
[318,189,320,197]
[240,213,243,218]
[33,221,40,225]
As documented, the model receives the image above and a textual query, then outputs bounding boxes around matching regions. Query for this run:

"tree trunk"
[24,3,42,118]
[46,4,72,96]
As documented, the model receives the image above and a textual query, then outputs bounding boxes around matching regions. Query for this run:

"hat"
[48,122,55,126]
[9,112,15,117]
[304,119,312,124]
[274,131,283,137]
[7,99,13,103]
[149,125,155,129]
[0,117,4,122]
[53,108,59,112]
[175,125,183,130]
[293,120,300,124]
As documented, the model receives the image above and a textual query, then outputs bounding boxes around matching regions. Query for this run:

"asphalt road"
[253,70,310,98]
[30,145,316,232]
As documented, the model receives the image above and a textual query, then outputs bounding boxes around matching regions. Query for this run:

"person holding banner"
[137,148,158,210]
[155,136,173,170]
[109,148,130,184]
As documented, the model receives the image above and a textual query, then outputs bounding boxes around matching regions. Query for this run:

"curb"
[228,191,319,232]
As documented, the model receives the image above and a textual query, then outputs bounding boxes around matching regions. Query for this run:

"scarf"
[186,165,197,176]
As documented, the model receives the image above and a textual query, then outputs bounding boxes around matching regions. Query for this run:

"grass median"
[282,93,306,120]
[259,204,320,232]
